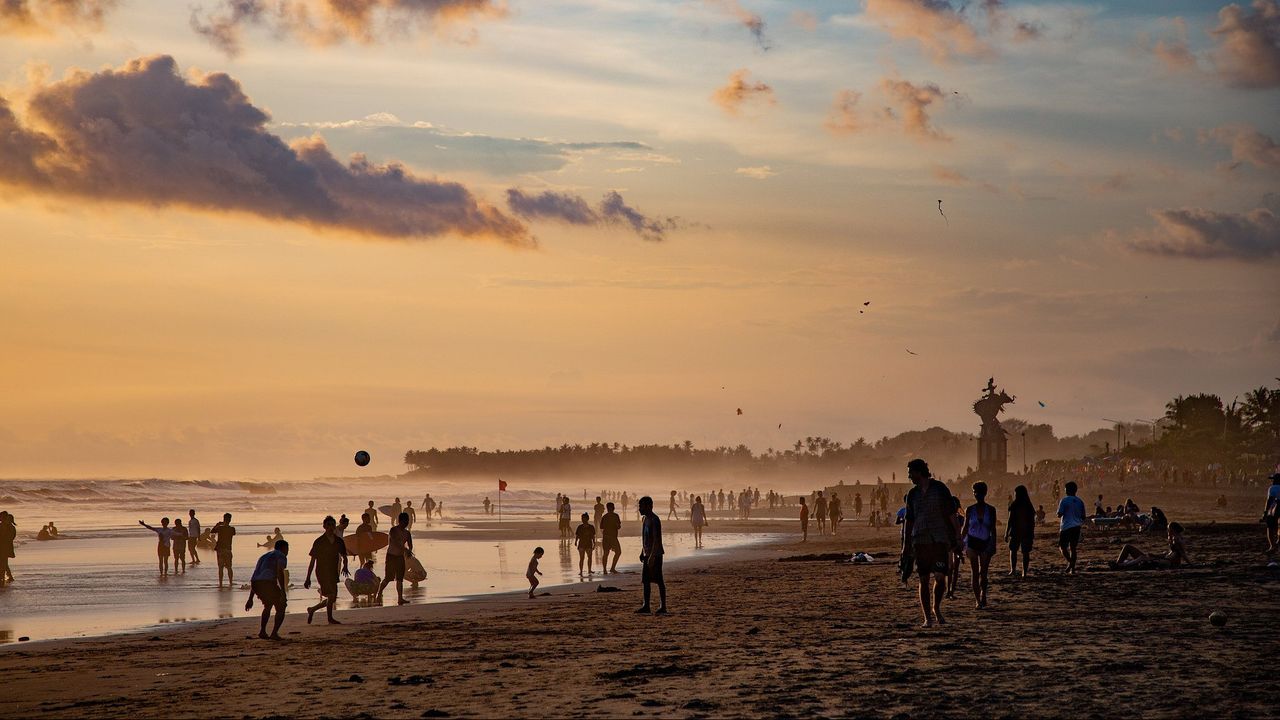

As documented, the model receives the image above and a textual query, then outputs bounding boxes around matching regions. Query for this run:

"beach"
[2,518,1277,718]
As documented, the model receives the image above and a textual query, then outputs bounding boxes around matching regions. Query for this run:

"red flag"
[498,479,508,492]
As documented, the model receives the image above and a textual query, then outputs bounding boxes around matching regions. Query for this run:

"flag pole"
[498,478,502,524]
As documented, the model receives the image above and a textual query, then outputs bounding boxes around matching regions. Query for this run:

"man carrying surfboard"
[304,515,349,625]
[377,512,413,605]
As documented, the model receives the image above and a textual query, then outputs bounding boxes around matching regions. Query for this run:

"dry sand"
[1,518,1277,718]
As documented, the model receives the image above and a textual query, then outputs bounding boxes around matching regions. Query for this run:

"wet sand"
[1,519,1277,718]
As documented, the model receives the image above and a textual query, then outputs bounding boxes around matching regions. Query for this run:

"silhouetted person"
[1057,481,1086,574]
[829,493,842,534]
[483,497,492,515]
[139,517,176,576]
[600,502,622,573]
[593,496,605,530]
[246,539,289,640]
[1007,485,1036,577]
[210,513,236,588]
[1265,473,1280,554]
[636,496,667,614]
[690,495,709,548]
[0,511,16,584]
[668,490,680,521]
[304,515,349,624]
[575,512,596,576]
[390,497,402,525]
[378,512,412,605]
[1113,522,1188,570]
[902,459,956,628]
[799,497,809,542]
[186,509,201,564]
[366,500,379,531]
[172,518,189,574]
[814,492,827,535]
[854,492,863,518]
[355,512,375,565]
[405,500,416,529]
[962,482,998,609]
[527,547,544,598]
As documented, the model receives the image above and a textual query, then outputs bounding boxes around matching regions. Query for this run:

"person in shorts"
[304,515,349,624]
[1057,481,1086,574]
[600,502,622,573]
[902,458,956,628]
[210,513,236,588]
[378,512,413,605]
[246,540,289,640]
[636,496,667,614]
[186,509,201,564]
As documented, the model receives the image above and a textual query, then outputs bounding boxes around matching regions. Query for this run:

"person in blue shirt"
[1057,481,1086,574]
[246,540,289,640]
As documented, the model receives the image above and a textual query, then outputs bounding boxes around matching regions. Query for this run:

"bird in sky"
[906,349,918,356]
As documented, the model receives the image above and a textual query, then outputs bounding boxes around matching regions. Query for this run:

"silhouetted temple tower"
[973,377,1015,476]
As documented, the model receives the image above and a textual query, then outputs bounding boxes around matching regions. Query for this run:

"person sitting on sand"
[259,528,284,547]
[304,515,349,624]
[139,517,176,576]
[245,539,289,640]
[0,511,16,584]
[575,512,596,576]
[346,559,380,600]
[527,547,544,598]
[48,522,58,538]
[37,524,51,541]
[1112,522,1189,570]
[1145,507,1168,534]
[600,502,622,573]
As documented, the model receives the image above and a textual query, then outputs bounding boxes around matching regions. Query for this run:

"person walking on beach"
[814,492,828,536]
[690,495,709,548]
[575,512,596,576]
[962,482,998,608]
[593,496,605,531]
[668,490,680,521]
[304,515,349,624]
[186,509,201,565]
[390,498,402,525]
[902,459,956,628]
[636,496,667,614]
[1007,485,1036,577]
[600,502,622,573]
[854,492,863,519]
[405,500,416,529]
[829,493,842,535]
[378,512,413,605]
[246,539,289,640]
[1057,481,1086,574]
[424,494,436,523]
[1264,473,1280,554]
[0,512,16,584]
[210,513,237,588]
[799,497,810,542]
[527,547,544,598]
[172,518,189,574]
[139,517,177,576]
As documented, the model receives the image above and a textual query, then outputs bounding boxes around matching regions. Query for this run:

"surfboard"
[378,504,398,519]
[405,555,427,583]
[343,531,389,556]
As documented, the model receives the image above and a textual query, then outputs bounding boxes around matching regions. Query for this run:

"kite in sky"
[736,408,743,415]
[938,200,948,226]
[1039,401,1046,407]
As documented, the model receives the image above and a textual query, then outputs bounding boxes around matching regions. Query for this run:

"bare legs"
[917,571,947,627]
[968,551,991,608]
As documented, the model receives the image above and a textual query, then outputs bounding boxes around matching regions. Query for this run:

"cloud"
[1143,16,1199,73]
[1086,172,1134,196]
[825,78,952,140]
[0,55,529,244]
[1201,123,1280,173]
[931,164,998,193]
[1125,206,1280,260]
[863,0,994,64]
[981,0,1043,42]
[790,9,818,32]
[505,189,681,241]
[0,0,117,35]
[190,0,506,56]
[704,0,769,49]
[735,165,775,180]
[712,69,776,116]
[1209,0,1280,88]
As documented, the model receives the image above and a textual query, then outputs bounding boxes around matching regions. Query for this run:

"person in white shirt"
[186,509,201,565]
[138,518,176,576]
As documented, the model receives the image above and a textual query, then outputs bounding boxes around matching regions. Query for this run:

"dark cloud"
[1126,206,1280,260]
[0,0,117,34]
[1209,0,1280,88]
[712,69,776,115]
[190,0,505,56]
[704,0,770,49]
[0,55,529,244]
[506,189,681,241]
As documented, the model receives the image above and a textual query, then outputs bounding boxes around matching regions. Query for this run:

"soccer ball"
[1209,611,1227,627]
[354,450,370,467]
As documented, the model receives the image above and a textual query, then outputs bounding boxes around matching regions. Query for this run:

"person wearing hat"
[1264,473,1280,555]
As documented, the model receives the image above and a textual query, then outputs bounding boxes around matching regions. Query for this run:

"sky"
[0,0,1277,478]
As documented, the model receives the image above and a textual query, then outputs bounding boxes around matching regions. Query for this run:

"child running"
[527,547,544,598]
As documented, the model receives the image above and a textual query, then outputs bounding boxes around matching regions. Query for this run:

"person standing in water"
[304,515,349,624]
[139,517,176,576]
[246,539,289,640]
[636,496,667,615]
[961,482,998,609]
[799,497,810,542]
[366,501,379,532]
[172,518,189,574]
[210,513,236,588]
[902,459,956,628]
[404,500,416,529]
[378,512,413,605]
[600,502,622,573]
[0,512,16,584]
[575,512,596,576]
[390,498,402,525]
[186,509,201,565]
[1057,481,1086,574]
[1006,485,1036,577]
[593,496,606,532]
[483,497,492,515]
[690,496,709,548]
